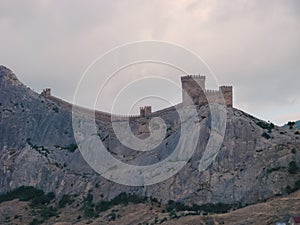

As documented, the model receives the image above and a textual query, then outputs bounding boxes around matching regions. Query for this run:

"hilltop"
[0,65,300,224]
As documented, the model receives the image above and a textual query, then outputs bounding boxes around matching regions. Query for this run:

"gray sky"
[0,0,299,125]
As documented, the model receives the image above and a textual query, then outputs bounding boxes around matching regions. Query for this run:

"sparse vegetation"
[256,121,274,131]
[0,186,57,224]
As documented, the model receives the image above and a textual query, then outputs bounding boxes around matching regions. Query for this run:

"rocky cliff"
[0,65,300,208]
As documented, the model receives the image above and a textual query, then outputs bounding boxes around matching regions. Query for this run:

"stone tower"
[181,75,207,106]
[41,88,51,97]
[219,86,233,107]
[140,106,152,117]
[181,75,233,107]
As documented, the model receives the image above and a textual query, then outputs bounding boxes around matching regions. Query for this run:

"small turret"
[140,106,152,117]
[41,88,51,97]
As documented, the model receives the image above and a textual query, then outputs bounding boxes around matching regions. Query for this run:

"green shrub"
[0,186,57,224]
[52,106,59,113]
[82,192,96,218]
[165,200,239,214]
[286,185,293,194]
[82,192,148,218]
[160,217,168,223]
[288,161,299,174]
[287,121,295,129]
[295,179,300,190]
[0,186,44,203]
[262,132,271,139]
[40,206,57,220]
[169,211,179,219]
[30,192,55,207]
[58,194,74,208]
[56,143,78,152]
[257,121,274,131]
[107,212,118,221]
[267,166,285,173]
[286,179,300,194]
[29,219,43,225]
[111,192,147,205]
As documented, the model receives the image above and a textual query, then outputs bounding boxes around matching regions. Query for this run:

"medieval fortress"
[41,75,233,117]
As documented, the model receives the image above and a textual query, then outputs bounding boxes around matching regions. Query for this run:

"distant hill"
[283,120,300,130]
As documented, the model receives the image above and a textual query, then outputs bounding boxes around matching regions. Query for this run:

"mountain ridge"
[0,65,300,208]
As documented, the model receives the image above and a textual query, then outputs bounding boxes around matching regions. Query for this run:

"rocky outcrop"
[0,65,300,207]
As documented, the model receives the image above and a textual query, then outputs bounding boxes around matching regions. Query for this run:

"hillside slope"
[1,181,300,224]
[0,65,300,209]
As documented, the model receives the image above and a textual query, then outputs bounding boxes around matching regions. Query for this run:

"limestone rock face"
[0,65,300,206]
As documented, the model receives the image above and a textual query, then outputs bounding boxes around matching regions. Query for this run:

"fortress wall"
[41,75,232,122]
[46,95,140,121]
[205,90,225,105]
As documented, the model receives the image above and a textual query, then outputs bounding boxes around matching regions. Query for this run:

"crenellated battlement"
[219,85,232,90]
[181,74,206,80]
[205,89,220,94]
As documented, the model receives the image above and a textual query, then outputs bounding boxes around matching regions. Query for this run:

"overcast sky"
[0,0,299,125]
